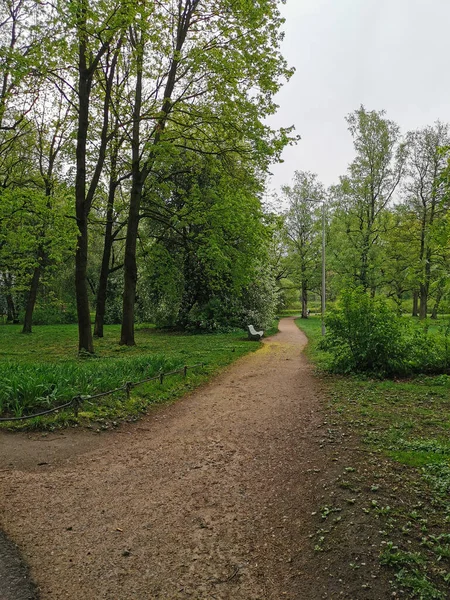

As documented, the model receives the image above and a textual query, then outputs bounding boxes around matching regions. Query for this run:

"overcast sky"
[268,0,450,194]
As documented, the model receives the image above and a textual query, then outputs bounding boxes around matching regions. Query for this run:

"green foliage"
[178,264,279,332]
[406,321,450,373]
[328,106,406,294]
[321,288,408,375]
[0,354,173,417]
[281,170,324,314]
[20,303,77,326]
[321,289,450,375]
[136,153,278,332]
[239,263,279,329]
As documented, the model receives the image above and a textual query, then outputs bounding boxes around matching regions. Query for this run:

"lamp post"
[321,199,326,336]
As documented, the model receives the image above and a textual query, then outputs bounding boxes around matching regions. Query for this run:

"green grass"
[0,322,275,429]
[296,316,450,600]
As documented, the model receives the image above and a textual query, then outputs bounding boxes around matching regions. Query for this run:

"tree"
[380,206,417,314]
[331,106,407,293]
[402,122,450,318]
[119,0,294,345]
[0,0,42,154]
[282,171,324,318]
[21,93,74,333]
[137,150,274,330]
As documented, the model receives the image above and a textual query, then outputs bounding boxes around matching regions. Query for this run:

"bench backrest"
[248,324,261,335]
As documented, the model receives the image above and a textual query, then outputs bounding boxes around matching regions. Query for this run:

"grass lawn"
[0,322,277,429]
[297,316,450,600]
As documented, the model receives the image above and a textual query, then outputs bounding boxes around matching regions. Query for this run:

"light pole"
[321,199,326,336]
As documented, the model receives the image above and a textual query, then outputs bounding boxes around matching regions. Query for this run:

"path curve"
[0,318,329,599]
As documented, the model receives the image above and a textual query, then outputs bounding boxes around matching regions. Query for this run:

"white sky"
[268,0,450,193]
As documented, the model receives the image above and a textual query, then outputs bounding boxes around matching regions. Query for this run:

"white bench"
[247,324,264,341]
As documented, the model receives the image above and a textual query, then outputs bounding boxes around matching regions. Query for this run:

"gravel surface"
[0,318,385,599]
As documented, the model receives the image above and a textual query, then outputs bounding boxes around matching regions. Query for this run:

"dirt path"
[0,318,345,599]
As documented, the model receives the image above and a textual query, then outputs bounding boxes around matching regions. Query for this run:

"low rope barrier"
[0,362,205,423]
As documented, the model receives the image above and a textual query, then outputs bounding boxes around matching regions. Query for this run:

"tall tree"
[21,93,74,333]
[119,0,294,345]
[56,0,132,353]
[282,171,324,318]
[331,106,407,293]
[403,122,450,318]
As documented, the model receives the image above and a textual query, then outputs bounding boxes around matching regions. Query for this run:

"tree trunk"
[120,180,141,345]
[120,8,193,346]
[412,291,419,317]
[395,291,402,316]
[75,215,94,353]
[431,288,443,320]
[74,48,94,354]
[94,135,119,337]
[419,283,428,320]
[22,266,41,333]
[301,282,308,319]
[120,43,143,346]
[6,294,16,322]
[4,273,17,322]
[73,0,119,353]
[360,235,370,291]
[94,207,115,338]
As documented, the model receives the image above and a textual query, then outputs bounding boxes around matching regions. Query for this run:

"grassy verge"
[0,322,275,430]
[296,316,450,600]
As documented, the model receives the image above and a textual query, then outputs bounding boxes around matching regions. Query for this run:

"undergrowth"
[0,322,273,429]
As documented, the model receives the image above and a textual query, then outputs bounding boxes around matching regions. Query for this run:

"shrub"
[406,322,450,374]
[21,304,78,325]
[321,288,408,375]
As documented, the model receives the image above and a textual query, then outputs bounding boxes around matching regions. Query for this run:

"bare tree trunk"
[412,291,419,317]
[120,44,143,346]
[22,266,41,333]
[300,282,308,319]
[359,234,370,291]
[4,273,17,322]
[74,3,119,352]
[395,291,402,316]
[419,283,428,320]
[75,54,95,354]
[94,157,119,337]
[120,180,141,345]
[94,217,114,338]
[431,288,443,320]
[75,214,94,352]
[6,296,17,322]
[6,294,17,323]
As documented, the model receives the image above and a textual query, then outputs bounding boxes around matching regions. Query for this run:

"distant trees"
[281,110,450,320]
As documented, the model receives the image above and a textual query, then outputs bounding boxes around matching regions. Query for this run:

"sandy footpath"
[0,318,331,599]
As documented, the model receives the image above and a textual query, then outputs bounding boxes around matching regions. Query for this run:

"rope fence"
[0,362,205,423]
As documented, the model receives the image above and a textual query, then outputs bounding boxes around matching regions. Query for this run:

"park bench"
[247,324,264,341]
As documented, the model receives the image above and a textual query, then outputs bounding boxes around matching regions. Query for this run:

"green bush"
[21,304,78,325]
[406,322,450,374]
[321,288,408,375]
